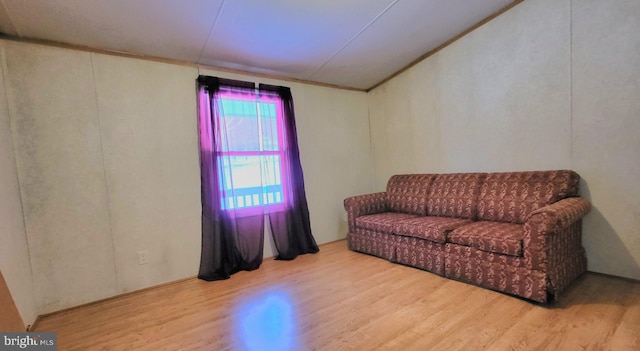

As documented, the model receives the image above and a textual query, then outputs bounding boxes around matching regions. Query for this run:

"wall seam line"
[570,0,574,169]
[366,95,376,191]
[89,54,121,294]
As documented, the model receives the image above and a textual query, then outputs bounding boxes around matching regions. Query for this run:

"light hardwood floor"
[1,270,25,331]
[35,240,640,350]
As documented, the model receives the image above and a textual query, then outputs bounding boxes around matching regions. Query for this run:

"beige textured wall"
[368,0,640,279]
[1,40,372,313]
[369,0,571,189]
[91,54,202,293]
[0,45,38,326]
[3,41,119,313]
[571,0,640,279]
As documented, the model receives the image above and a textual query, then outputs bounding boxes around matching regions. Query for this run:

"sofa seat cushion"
[448,221,524,257]
[393,216,473,243]
[355,212,418,232]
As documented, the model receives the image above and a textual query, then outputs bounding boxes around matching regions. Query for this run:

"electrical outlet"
[137,250,149,265]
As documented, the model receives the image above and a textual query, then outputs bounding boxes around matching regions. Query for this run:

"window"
[214,89,287,211]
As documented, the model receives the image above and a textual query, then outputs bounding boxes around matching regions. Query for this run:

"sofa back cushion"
[387,174,436,215]
[476,170,580,224]
[427,173,487,219]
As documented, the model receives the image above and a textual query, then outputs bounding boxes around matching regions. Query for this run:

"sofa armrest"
[344,192,388,232]
[524,197,591,270]
[526,197,592,228]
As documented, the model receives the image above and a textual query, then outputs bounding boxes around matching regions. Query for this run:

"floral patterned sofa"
[343,171,591,303]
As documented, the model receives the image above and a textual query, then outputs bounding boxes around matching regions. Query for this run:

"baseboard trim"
[26,316,40,331]
[586,270,640,284]
[32,275,198,327]
[318,238,347,246]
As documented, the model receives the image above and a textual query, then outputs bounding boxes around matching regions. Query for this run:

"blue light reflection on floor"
[236,289,297,351]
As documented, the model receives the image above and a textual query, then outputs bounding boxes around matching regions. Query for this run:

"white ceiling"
[0,0,519,90]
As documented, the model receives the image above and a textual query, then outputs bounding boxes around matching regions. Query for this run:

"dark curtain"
[260,84,319,260]
[197,77,318,281]
[197,77,264,281]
